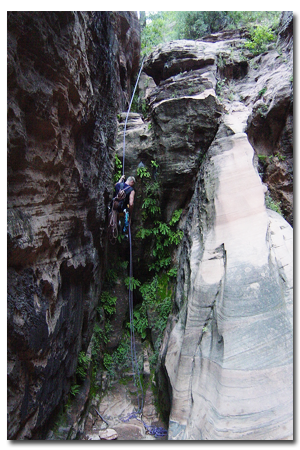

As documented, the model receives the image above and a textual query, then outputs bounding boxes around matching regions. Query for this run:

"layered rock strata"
[7,10,293,442]
[7,11,140,439]
[163,104,293,440]
[244,15,293,225]
[117,14,293,440]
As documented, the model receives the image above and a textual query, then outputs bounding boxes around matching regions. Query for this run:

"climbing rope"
[108,57,145,245]
[108,209,118,245]
[122,56,145,177]
[128,222,144,412]
[110,57,167,438]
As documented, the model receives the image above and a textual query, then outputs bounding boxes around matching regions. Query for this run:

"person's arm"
[128,190,135,220]
[117,175,125,184]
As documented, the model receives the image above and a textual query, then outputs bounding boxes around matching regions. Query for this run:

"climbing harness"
[108,56,168,438]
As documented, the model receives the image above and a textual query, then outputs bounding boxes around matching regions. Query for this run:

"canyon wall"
[116,12,293,440]
[158,15,293,441]
[7,11,140,439]
[7,10,293,441]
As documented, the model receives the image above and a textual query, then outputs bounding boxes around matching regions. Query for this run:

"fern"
[76,351,91,381]
[142,197,161,216]
[101,291,117,316]
[137,227,152,239]
[158,222,170,235]
[114,155,123,183]
[137,166,151,179]
[169,209,182,226]
[168,229,184,245]
[103,353,113,370]
[70,384,80,397]
[124,276,141,291]
[167,267,178,278]
[151,160,159,169]
[133,307,148,339]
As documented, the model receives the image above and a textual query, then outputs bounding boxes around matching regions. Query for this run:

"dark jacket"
[114,182,134,212]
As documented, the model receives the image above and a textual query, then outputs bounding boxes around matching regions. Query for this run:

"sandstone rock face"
[117,45,223,226]
[243,12,293,225]
[84,369,167,440]
[7,11,140,439]
[8,10,293,442]
[163,103,293,440]
[116,18,293,440]
[112,11,141,110]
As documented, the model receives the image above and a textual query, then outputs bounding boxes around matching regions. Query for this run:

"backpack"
[112,184,131,211]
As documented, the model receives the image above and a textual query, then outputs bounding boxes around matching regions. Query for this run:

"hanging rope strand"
[122,57,145,177]
[128,222,144,412]
[119,57,167,438]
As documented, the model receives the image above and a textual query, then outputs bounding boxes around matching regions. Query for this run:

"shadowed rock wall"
[7,11,140,439]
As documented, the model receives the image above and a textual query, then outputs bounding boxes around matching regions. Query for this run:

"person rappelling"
[114,175,135,221]
[106,55,167,436]
[108,174,136,244]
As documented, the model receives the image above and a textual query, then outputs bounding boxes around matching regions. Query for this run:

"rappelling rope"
[119,57,167,439]
[108,209,118,245]
[108,57,145,246]
[122,56,146,177]
[128,222,144,412]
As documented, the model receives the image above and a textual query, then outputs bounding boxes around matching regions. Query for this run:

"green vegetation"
[124,276,141,291]
[103,333,132,379]
[92,322,111,350]
[135,274,173,367]
[256,103,269,117]
[258,86,267,97]
[140,11,281,56]
[70,384,80,397]
[140,11,179,56]
[265,193,282,215]
[69,350,91,397]
[100,291,117,316]
[245,25,275,55]
[128,160,183,369]
[137,165,151,179]
[136,160,183,273]
[257,154,268,163]
[275,152,286,161]
[114,155,122,183]
[76,351,91,381]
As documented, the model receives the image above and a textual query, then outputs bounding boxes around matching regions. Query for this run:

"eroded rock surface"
[115,13,293,440]
[7,10,293,442]
[242,15,293,225]
[7,11,140,439]
[82,349,167,441]
[163,102,293,440]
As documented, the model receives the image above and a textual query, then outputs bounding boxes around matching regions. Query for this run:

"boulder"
[86,433,101,440]
[99,428,118,440]
[143,40,217,85]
